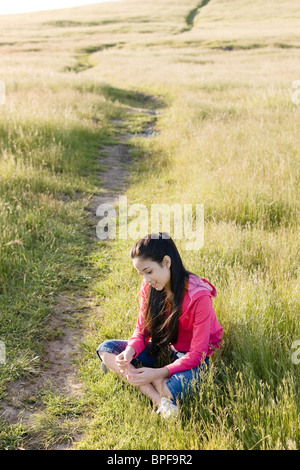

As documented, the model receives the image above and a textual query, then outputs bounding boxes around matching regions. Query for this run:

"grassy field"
[0,0,299,450]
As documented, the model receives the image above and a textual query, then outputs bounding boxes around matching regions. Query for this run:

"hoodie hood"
[187,273,217,300]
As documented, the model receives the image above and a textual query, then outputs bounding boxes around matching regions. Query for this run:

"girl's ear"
[163,255,171,269]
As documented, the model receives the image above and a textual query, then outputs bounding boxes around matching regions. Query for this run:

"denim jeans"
[96,339,209,403]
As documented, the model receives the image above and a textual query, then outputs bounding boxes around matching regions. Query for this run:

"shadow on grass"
[64,43,125,73]
[100,84,166,110]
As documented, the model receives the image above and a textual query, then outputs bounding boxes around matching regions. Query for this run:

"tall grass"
[0,72,125,386]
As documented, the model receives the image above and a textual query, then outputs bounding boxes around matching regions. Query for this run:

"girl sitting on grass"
[97,232,223,418]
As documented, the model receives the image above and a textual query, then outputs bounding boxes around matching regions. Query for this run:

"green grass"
[0,0,299,450]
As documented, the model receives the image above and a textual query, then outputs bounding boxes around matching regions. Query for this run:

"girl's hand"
[127,367,169,386]
[115,346,135,374]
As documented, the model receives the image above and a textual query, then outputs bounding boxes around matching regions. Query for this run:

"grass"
[0,0,299,450]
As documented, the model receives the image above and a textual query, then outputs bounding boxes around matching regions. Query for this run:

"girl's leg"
[165,357,210,403]
[98,351,163,407]
[151,377,173,401]
[97,340,175,406]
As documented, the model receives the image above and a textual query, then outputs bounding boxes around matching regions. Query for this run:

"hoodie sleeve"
[165,295,212,376]
[127,280,150,358]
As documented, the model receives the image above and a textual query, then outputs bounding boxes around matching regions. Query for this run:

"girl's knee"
[97,339,114,353]
[96,339,126,359]
[98,350,109,361]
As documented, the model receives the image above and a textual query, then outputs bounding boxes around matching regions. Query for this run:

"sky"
[0,0,121,16]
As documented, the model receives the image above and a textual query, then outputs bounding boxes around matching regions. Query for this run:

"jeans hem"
[96,346,116,361]
[164,380,177,403]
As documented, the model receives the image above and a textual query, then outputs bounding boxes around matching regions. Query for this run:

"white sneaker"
[156,397,178,418]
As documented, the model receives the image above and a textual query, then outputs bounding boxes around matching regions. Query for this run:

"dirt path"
[0,93,161,450]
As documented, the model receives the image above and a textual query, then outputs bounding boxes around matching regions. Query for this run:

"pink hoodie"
[127,273,223,376]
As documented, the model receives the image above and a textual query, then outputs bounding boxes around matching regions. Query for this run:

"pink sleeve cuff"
[127,339,144,358]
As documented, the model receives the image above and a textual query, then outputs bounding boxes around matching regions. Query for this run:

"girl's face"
[132,256,171,293]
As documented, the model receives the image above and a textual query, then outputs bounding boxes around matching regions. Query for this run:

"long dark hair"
[130,232,191,352]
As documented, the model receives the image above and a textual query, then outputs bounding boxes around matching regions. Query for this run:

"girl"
[97,233,223,418]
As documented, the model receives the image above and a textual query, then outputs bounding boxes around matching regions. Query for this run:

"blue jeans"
[96,339,209,403]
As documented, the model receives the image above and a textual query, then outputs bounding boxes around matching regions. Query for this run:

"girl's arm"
[128,297,215,384]
[165,295,214,376]
[115,345,136,374]
[127,281,150,357]
[127,365,169,386]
